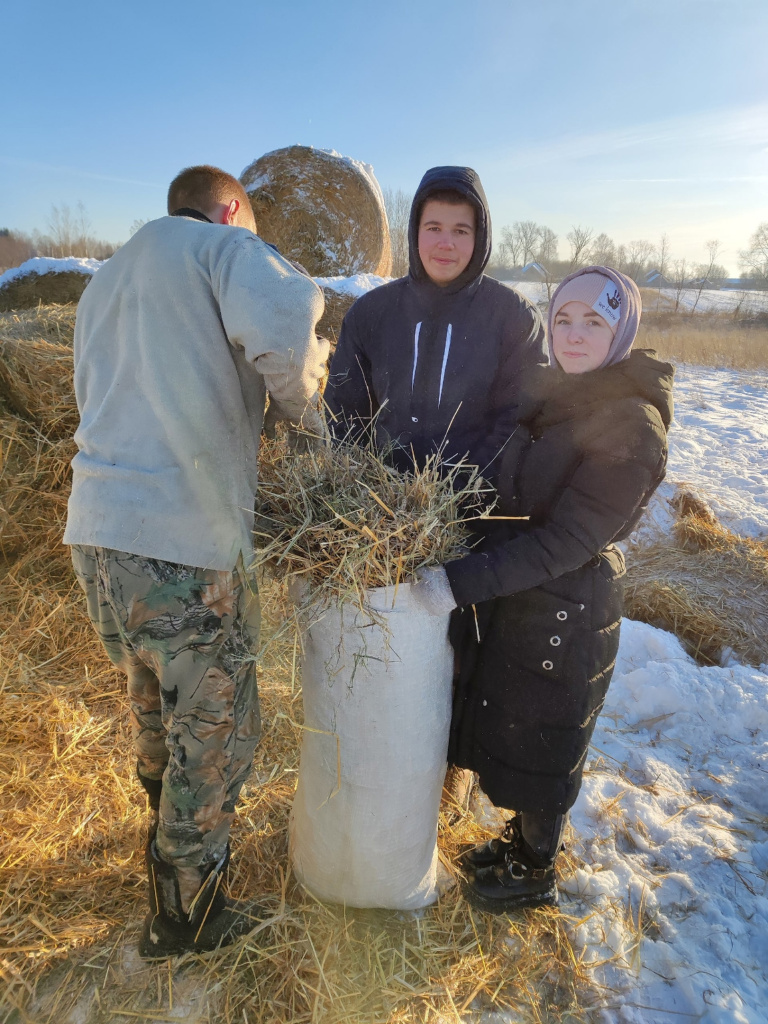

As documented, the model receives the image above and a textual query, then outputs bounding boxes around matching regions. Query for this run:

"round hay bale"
[316,288,357,350]
[0,271,91,312]
[0,337,77,437]
[240,146,391,278]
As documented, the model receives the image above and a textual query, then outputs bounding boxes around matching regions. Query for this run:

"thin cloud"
[484,103,768,171]
[0,155,164,190]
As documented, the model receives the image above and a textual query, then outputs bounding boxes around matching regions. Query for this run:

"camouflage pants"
[70,545,261,874]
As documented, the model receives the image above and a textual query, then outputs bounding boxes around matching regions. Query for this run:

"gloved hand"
[411,566,458,617]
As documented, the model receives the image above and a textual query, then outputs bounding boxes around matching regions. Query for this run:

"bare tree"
[656,233,672,280]
[0,229,35,273]
[566,225,594,270]
[535,226,558,267]
[591,233,616,266]
[690,238,723,314]
[624,239,655,282]
[670,257,690,313]
[739,222,768,288]
[33,201,120,260]
[129,218,150,236]
[46,202,91,257]
[382,188,412,278]
[497,224,523,268]
[515,221,542,266]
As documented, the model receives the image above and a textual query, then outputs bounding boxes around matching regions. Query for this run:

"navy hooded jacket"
[325,166,547,476]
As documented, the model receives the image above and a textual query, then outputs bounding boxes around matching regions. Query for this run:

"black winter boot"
[136,764,163,814]
[462,812,565,914]
[138,840,264,959]
[460,816,522,872]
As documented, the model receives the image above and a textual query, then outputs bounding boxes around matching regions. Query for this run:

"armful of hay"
[252,437,496,608]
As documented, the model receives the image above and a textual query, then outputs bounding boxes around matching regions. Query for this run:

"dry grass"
[0,305,77,346]
[0,562,596,1023]
[0,315,603,1024]
[254,436,491,614]
[6,304,764,1021]
[634,301,768,370]
[625,490,768,666]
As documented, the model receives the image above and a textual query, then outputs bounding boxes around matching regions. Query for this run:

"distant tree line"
[0,202,121,274]
[382,190,767,299]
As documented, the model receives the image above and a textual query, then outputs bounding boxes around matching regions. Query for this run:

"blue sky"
[1,0,766,274]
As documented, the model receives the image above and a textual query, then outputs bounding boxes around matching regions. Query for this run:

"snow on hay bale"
[240,146,392,278]
[625,488,768,667]
[0,257,102,311]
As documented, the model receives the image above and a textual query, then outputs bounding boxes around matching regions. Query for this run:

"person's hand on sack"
[411,566,458,616]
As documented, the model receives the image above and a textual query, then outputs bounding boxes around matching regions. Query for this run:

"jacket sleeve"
[216,237,329,424]
[445,418,667,607]
[324,301,377,443]
[467,298,548,479]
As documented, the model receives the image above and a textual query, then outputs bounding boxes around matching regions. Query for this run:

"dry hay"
[0,335,79,437]
[316,287,357,350]
[253,437,492,612]
[1,560,597,1024]
[0,414,75,561]
[0,271,91,312]
[625,489,768,666]
[0,304,603,1022]
[240,146,392,278]
[0,304,77,346]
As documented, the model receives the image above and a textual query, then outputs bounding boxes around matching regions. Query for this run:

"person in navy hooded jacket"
[325,166,547,477]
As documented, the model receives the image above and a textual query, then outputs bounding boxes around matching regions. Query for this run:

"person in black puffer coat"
[412,266,674,913]
[325,166,547,477]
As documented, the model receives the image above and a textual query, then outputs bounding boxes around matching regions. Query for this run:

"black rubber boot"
[460,816,522,872]
[462,812,565,914]
[138,840,264,959]
[136,765,163,815]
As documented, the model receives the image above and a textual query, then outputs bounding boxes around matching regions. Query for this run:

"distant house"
[517,261,548,280]
[643,269,671,288]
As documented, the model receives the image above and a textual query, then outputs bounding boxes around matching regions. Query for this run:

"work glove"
[411,566,458,617]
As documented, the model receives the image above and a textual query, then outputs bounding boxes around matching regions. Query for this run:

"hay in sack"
[254,436,493,909]
[240,146,392,278]
[625,488,768,666]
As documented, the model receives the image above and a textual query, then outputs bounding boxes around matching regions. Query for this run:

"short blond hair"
[167,165,251,217]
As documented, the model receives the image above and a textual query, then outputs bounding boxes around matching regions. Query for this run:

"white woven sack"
[289,583,453,909]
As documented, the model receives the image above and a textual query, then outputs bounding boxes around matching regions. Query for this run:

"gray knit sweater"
[64,215,326,570]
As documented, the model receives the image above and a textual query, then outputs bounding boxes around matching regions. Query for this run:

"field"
[1,303,767,1024]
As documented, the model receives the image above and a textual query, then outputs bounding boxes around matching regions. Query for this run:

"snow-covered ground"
[509,280,768,317]
[547,365,768,1023]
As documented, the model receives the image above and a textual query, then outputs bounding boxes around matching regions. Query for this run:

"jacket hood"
[407,166,492,294]
[522,349,675,431]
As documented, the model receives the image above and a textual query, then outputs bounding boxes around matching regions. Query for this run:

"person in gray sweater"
[64,165,328,958]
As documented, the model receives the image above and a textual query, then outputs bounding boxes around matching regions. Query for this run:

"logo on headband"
[594,282,622,326]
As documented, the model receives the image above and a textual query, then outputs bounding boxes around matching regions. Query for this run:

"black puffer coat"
[445,350,674,814]
[325,166,546,475]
